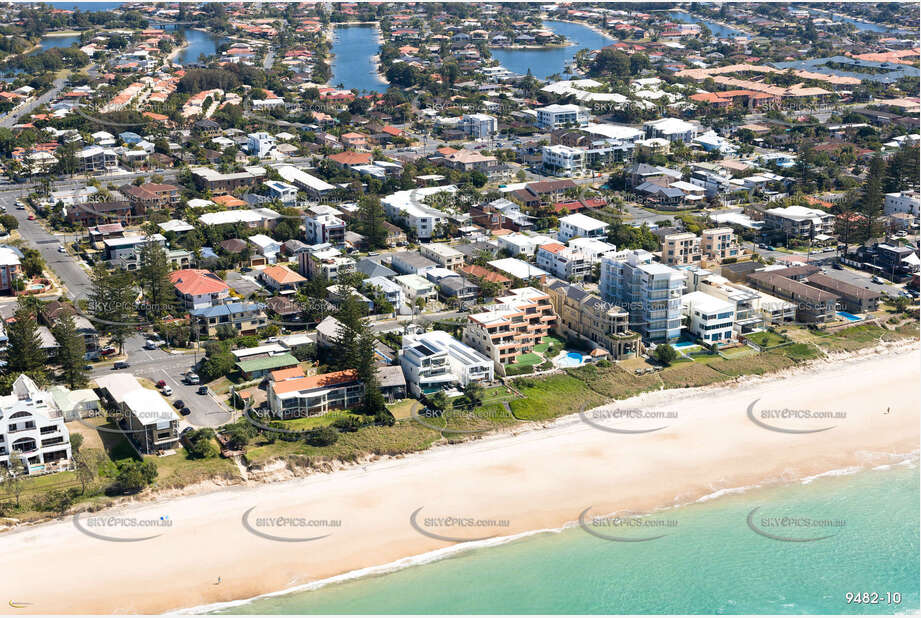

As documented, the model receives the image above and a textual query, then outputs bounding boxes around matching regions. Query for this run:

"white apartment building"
[77,145,118,174]
[365,276,404,311]
[382,186,456,240]
[600,249,685,342]
[400,330,494,397]
[884,191,920,217]
[542,144,586,176]
[305,214,346,245]
[420,243,465,270]
[536,104,590,130]
[558,213,610,242]
[497,232,556,257]
[248,132,276,158]
[0,375,72,475]
[460,113,498,138]
[681,291,736,344]
[298,245,355,281]
[644,117,698,143]
[567,237,618,263]
[536,242,591,282]
[395,274,437,303]
[265,180,298,204]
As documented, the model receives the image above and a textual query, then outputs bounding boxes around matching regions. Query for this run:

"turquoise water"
[838,311,863,322]
[47,2,123,10]
[212,462,919,614]
[667,10,746,38]
[329,24,387,93]
[491,20,614,80]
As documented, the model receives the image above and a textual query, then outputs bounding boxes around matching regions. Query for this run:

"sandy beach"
[2,348,918,614]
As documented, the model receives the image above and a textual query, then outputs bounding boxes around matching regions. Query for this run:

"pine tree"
[7,300,46,375]
[859,153,886,242]
[356,329,385,415]
[52,313,88,389]
[329,290,365,371]
[89,263,137,353]
[138,240,176,321]
[358,195,388,249]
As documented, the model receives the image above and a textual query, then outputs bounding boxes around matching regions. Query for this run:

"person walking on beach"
[214,577,222,586]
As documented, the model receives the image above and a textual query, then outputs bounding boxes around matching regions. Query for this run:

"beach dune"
[2,349,918,614]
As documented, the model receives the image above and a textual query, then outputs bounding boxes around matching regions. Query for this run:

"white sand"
[2,349,918,614]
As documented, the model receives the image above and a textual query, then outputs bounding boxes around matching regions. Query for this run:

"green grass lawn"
[509,373,606,421]
[275,410,358,431]
[533,336,564,354]
[746,331,788,348]
[386,399,418,420]
[506,352,541,370]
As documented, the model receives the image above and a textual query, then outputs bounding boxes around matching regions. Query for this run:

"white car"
[57,246,66,253]
[162,385,173,397]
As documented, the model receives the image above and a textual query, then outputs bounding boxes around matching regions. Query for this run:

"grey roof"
[375,364,406,389]
[440,277,478,294]
[356,258,397,278]
[389,251,438,273]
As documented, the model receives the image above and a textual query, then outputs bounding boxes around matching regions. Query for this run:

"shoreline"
[2,345,918,614]
[184,450,921,615]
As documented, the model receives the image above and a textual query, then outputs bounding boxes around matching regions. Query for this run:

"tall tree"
[7,299,46,375]
[137,240,175,321]
[356,329,385,415]
[859,153,886,242]
[358,194,388,249]
[329,290,366,371]
[52,313,88,389]
[88,264,136,353]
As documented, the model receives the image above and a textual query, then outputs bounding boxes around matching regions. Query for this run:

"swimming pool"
[672,340,697,349]
[555,351,583,368]
[837,311,862,322]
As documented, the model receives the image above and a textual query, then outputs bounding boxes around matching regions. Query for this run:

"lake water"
[329,24,388,93]
[490,20,615,80]
[807,9,909,34]
[36,34,81,53]
[667,10,747,38]
[46,2,123,11]
[175,29,226,66]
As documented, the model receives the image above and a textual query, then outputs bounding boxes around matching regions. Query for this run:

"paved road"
[90,340,232,428]
[0,76,67,129]
[0,193,93,300]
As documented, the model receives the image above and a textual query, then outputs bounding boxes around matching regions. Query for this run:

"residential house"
[400,330,494,397]
[259,265,307,293]
[0,375,72,474]
[170,269,230,310]
[267,369,364,418]
[558,213,609,243]
[190,302,268,336]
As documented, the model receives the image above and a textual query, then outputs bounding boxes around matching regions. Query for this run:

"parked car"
[162,385,173,396]
[872,275,885,284]
[145,340,158,350]
[57,246,66,253]
[832,262,843,270]
[173,400,185,409]
[113,360,129,370]
[27,215,35,220]
[185,373,200,385]
[156,380,167,388]
[180,407,191,416]
[197,385,209,395]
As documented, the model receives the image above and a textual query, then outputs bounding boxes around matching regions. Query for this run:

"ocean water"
[491,20,614,80]
[210,460,919,614]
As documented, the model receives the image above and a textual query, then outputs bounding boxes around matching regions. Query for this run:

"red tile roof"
[170,269,229,296]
